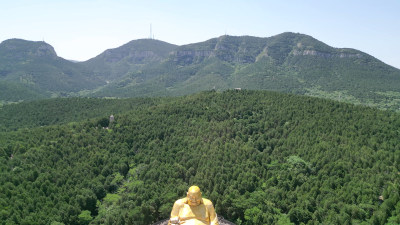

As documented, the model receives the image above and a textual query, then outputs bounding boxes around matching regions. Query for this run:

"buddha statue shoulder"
[168,186,219,225]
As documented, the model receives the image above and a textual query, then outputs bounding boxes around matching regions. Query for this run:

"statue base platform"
[150,216,236,225]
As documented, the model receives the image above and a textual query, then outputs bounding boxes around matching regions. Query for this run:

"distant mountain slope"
[90,33,400,110]
[0,81,48,103]
[2,34,400,110]
[80,39,177,82]
[0,39,104,101]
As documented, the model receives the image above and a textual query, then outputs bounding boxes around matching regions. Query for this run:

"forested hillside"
[0,39,104,102]
[1,90,399,225]
[0,97,163,132]
[81,39,177,82]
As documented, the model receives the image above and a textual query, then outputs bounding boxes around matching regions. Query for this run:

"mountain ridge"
[0,39,104,102]
[1,32,400,110]
[87,32,400,111]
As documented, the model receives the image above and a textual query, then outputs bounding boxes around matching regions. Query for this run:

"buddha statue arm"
[168,199,185,225]
[203,199,219,225]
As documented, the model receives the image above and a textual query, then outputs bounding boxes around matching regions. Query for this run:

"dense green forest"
[0,97,163,132]
[0,81,49,104]
[1,90,399,225]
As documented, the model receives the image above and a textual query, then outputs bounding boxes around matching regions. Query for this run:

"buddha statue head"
[187,185,202,206]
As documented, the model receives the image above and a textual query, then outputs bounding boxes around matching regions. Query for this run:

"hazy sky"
[1,0,399,69]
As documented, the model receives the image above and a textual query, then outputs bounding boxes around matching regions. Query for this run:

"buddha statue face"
[187,186,202,206]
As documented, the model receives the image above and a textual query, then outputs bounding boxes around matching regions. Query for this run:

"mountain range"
[1,32,400,110]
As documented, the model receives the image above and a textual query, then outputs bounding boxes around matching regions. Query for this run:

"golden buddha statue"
[168,186,219,225]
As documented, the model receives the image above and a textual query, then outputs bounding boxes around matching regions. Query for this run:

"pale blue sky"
[1,0,399,69]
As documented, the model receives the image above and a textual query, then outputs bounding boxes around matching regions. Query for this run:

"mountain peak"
[82,38,178,81]
[86,38,177,63]
[0,38,57,59]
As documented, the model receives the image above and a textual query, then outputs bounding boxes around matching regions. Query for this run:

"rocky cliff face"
[174,50,214,57]
[34,43,57,57]
[171,35,267,65]
[292,49,362,58]
[171,50,214,64]
[102,49,163,63]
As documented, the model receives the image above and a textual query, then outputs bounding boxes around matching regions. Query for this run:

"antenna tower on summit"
[149,24,154,39]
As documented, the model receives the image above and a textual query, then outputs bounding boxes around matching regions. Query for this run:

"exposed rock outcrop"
[103,49,162,63]
[35,44,57,57]
[292,49,362,58]
[174,50,214,57]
